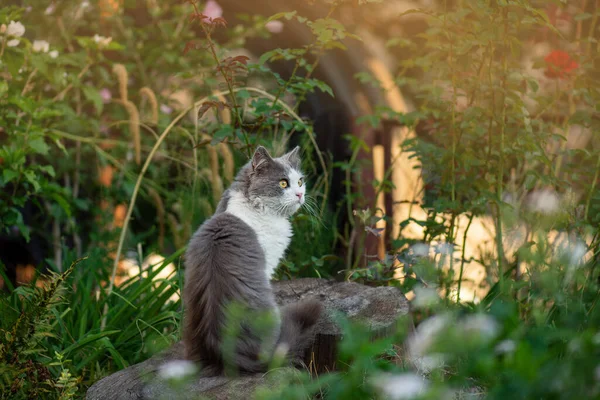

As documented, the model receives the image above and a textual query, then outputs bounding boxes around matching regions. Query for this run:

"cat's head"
[246,146,305,217]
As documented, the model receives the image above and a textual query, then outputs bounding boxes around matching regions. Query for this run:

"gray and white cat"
[183,146,322,374]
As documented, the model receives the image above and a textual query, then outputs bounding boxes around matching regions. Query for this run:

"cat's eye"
[298,178,304,187]
[279,179,289,188]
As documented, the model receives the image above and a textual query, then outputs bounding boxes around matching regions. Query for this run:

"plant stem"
[496,11,509,286]
[272,60,300,109]
[456,213,474,304]
[190,1,251,158]
[0,38,6,59]
[584,155,600,221]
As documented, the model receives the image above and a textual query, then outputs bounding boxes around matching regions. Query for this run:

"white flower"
[373,373,428,400]
[406,314,449,372]
[461,314,499,342]
[7,21,25,37]
[7,39,20,47]
[528,188,560,214]
[273,342,289,361]
[93,34,112,48]
[266,20,284,33]
[33,40,50,53]
[412,285,439,309]
[568,241,587,267]
[158,360,197,380]
[45,4,55,15]
[81,1,91,8]
[495,339,516,354]
[435,242,455,256]
[49,50,59,59]
[411,243,430,257]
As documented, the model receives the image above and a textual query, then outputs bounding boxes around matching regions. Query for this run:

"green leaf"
[53,138,69,156]
[30,54,49,77]
[267,11,297,22]
[574,13,593,21]
[83,86,104,115]
[3,169,19,184]
[38,165,56,177]
[62,330,121,356]
[0,80,8,96]
[29,137,49,155]
[24,170,41,192]
[50,192,72,217]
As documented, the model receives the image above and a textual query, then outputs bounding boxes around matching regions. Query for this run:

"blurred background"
[1,0,600,398]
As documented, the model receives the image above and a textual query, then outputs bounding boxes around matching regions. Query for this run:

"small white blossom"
[373,373,428,400]
[495,339,516,354]
[81,1,91,8]
[273,342,289,361]
[266,20,284,33]
[435,242,455,256]
[406,314,449,372]
[7,39,20,47]
[528,188,560,214]
[45,4,56,15]
[33,40,50,53]
[412,285,439,309]
[158,360,197,380]
[568,338,582,354]
[461,314,499,342]
[7,21,25,37]
[93,34,112,48]
[49,50,59,59]
[569,241,587,267]
[411,243,430,257]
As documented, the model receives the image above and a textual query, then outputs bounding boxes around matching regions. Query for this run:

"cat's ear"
[282,146,301,169]
[252,146,273,170]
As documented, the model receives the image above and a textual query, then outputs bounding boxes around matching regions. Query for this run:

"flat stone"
[86,278,410,400]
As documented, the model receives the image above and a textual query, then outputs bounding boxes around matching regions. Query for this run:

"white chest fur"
[225,191,292,279]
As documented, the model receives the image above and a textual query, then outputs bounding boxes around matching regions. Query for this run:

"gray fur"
[183,146,321,375]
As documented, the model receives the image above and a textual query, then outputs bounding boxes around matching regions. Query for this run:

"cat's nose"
[296,192,303,200]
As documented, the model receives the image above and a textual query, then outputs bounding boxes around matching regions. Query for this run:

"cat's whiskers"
[300,194,324,227]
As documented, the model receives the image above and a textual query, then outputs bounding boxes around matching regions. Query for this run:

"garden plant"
[0,0,599,399]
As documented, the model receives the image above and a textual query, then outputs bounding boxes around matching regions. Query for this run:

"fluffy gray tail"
[231,299,322,374]
[276,299,323,364]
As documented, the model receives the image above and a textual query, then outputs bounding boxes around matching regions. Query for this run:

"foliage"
[1,0,600,399]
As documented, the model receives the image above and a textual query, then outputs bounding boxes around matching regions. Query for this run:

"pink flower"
[100,88,112,104]
[160,104,172,115]
[265,20,284,34]
[202,0,222,19]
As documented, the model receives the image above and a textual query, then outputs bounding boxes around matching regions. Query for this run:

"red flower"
[544,50,578,79]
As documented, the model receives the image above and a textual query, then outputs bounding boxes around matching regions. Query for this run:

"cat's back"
[183,212,271,367]
[185,212,264,276]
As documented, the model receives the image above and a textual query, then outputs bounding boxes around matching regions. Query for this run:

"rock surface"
[86,278,410,400]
